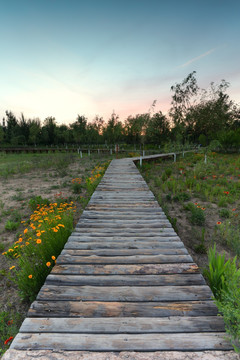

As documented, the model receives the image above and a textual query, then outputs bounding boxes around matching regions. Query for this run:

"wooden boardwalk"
[10,159,232,352]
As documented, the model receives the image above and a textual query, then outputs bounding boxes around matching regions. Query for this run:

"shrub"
[186,203,205,226]
[28,196,50,211]
[219,208,230,218]
[5,220,20,231]
[204,245,240,351]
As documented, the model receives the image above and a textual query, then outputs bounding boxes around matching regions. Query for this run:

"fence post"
[140,156,142,167]
[80,151,82,158]
[88,149,90,156]
[173,153,176,162]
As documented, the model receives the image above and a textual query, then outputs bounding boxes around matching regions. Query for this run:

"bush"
[185,203,205,225]
[28,196,50,211]
[204,245,240,351]
[219,208,230,218]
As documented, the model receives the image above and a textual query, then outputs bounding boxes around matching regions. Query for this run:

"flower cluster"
[3,201,74,301]
[72,178,82,184]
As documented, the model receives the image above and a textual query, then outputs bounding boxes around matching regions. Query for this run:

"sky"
[0,0,240,125]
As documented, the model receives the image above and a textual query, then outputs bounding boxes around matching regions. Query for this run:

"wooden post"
[88,149,90,156]
[80,151,83,158]
[110,149,112,155]
[173,153,176,162]
[140,156,142,167]
[143,150,145,157]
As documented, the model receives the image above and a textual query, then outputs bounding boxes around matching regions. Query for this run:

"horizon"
[1,0,240,125]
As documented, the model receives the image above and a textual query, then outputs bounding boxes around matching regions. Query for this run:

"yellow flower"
[24,229,28,234]
[51,256,56,261]
[46,261,51,267]
[8,249,14,252]
[28,274,33,279]
[9,266,15,270]
[18,238,23,242]
[58,224,65,228]
[36,239,41,244]
[26,242,30,245]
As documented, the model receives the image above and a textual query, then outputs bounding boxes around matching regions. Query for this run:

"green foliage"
[5,220,20,231]
[28,195,50,211]
[216,221,240,256]
[219,208,230,218]
[72,182,82,194]
[0,311,24,355]
[203,244,230,300]
[205,246,240,351]
[194,228,207,254]
[165,168,172,177]
[185,202,205,225]
[5,202,74,302]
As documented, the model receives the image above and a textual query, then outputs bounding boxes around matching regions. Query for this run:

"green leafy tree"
[70,115,87,145]
[145,111,170,145]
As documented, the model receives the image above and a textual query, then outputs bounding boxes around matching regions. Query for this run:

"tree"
[103,112,123,144]
[5,111,19,144]
[145,111,170,145]
[28,118,41,145]
[42,117,57,145]
[70,115,87,145]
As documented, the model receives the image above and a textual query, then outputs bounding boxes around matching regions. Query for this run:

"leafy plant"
[203,244,230,300]
[0,311,24,355]
[5,220,20,231]
[219,208,230,218]
[28,195,50,211]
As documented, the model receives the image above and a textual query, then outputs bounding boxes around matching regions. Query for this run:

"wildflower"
[28,274,33,279]
[24,229,28,234]
[194,203,198,205]
[4,336,13,345]
[201,207,206,211]
[9,266,15,270]
[25,242,30,245]
[36,232,41,237]
[8,249,14,252]
[232,208,236,211]
[217,221,222,225]
[46,262,51,267]
[58,224,65,228]
[18,238,23,242]
[7,320,13,325]
[51,256,56,260]
[223,191,229,195]
[36,239,41,244]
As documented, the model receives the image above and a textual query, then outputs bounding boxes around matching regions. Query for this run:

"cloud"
[179,47,217,68]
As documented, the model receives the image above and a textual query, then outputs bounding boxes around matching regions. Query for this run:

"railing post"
[140,156,142,167]
[173,153,176,162]
[80,151,82,158]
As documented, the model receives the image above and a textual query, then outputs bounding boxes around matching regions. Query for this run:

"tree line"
[1,72,240,150]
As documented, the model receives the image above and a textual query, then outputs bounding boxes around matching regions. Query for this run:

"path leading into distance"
[4,158,237,360]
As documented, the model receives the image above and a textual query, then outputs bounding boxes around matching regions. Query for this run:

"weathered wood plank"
[20,316,225,333]
[11,332,232,351]
[64,241,184,250]
[57,254,193,264]
[37,285,213,301]
[61,248,188,256]
[67,235,180,242]
[46,273,205,287]
[28,300,219,318]
[51,263,199,275]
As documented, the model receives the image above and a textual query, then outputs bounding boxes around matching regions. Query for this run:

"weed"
[5,220,20,231]
[165,168,172,177]
[219,208,230,218]
[0,311,24,355]
[194,228,207,254]
[11,192,24,201]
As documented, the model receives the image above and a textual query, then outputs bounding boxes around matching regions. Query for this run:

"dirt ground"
[0,155,106,319]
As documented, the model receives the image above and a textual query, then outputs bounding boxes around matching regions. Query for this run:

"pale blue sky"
[0,0,240,124]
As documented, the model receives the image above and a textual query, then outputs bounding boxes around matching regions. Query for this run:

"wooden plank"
[61,248,188,256]
[37,285,213,301]
[20,316,225,333]
[51,263,200,275]
[69,232,178,239]
[75,222,172,229]
[45,274,205,286]
[56,254,193,264]
[64,241,184,250]
[68,235,180,242]
[28,300,219,318]
[11,332,232,351]
[71,230,176,236]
